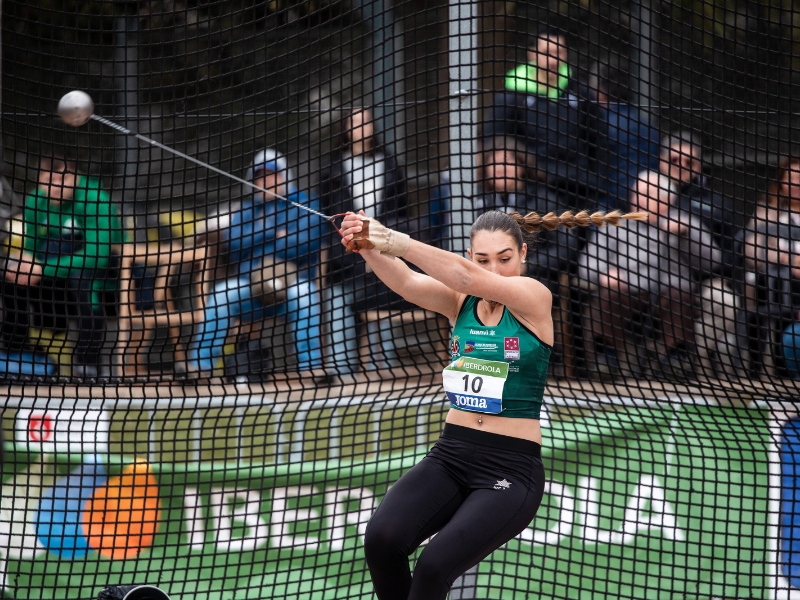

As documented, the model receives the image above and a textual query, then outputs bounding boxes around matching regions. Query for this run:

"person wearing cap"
[188,149,325,377]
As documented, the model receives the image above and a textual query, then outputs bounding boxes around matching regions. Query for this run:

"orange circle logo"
[82,460,162,560]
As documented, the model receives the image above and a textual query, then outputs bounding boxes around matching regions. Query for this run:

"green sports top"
[444,296,551,419]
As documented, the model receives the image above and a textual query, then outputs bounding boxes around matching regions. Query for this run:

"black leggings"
[364,424,546,600]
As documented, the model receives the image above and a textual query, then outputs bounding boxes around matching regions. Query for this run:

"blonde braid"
[508,210,647,234]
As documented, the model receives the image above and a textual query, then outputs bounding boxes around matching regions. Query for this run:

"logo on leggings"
[493,479,511,490]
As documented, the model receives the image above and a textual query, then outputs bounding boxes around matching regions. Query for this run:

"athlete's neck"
[481,298,504,313]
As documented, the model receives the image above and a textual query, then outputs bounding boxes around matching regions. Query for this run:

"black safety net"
[0,1,798,599]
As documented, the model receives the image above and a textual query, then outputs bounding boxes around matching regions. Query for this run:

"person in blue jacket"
[593,59,661,208]
[188,149,324,376]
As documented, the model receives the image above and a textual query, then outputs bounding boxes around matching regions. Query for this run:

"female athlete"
[338,208,643,600]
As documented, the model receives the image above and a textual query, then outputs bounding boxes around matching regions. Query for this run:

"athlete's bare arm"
[355,241,552,333]
[353,247,462,321]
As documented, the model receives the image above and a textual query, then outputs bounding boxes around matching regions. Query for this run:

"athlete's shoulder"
[519,275,553,304]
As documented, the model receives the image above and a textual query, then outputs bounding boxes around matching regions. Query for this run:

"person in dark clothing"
[483,26,605,198]
[318,108,410,373]
[659,131,738,274]
[593,58,661,208]
[475,137,585,293]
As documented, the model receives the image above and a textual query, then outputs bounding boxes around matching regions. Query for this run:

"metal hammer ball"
[57,90,95,127]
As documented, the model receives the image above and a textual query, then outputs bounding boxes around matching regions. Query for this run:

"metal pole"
[114,14,141,204]
[0,0,7,223]
[447,1,478,593]
[447,0,477,256]
[631,0,659,125]
[355,0,405,156]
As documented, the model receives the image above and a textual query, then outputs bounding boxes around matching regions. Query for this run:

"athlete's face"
[468,230,527,277]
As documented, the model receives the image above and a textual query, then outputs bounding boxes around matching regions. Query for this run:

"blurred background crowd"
[1,1,799,384]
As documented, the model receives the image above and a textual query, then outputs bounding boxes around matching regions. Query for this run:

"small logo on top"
[450,335,461,357]
[504,337,520,360]
[465,341,475,353]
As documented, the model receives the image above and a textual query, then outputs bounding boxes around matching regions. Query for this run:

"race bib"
[442,356,509,414]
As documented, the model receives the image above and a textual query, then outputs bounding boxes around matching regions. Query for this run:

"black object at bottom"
[97,585,171,600]
[364,431,546,600]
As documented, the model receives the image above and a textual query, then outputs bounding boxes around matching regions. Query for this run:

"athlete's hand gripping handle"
[342,213,410,259]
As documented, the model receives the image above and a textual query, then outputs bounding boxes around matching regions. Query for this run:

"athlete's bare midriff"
[445,408,542,444]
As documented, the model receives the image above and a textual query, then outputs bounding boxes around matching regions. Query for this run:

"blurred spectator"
[484,25,605,198]
[592,58,661,208]
[318,108,409,374]
[741,156,800,377]
[659,131,738,273]
[742,157,800,274]
[476,136,585,292]
[188,149,324,377]
[0,153,122,378]
[578,170,722,378]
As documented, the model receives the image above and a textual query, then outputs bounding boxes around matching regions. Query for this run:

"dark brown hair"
[39,150,76,174]
[528,25,567,50]
[469,209,648,250]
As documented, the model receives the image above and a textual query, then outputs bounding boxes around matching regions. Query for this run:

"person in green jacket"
[484,26,606,198]
[1,152,123,377]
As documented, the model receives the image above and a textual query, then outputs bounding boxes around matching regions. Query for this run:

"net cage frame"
[1,0,800,599]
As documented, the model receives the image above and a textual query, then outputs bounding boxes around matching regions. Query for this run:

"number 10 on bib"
[442,357,509,414]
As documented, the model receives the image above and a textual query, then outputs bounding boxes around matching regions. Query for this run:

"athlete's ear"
[466,247,473,261]
[520,242,528,263]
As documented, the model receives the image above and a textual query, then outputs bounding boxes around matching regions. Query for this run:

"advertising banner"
[0,404,773,599]
[484,404,772,599]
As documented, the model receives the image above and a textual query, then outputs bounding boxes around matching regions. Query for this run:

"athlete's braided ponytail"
[470,210,648,249]
[508,210,648,233]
